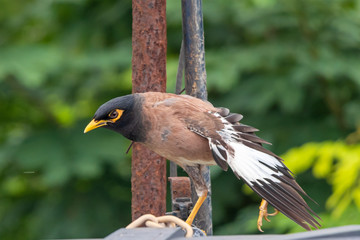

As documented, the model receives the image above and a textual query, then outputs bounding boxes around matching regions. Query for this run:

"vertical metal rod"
[181,0,213,235]
[176,40,185,95]
[169,162,178,178]
[131,0,167,220]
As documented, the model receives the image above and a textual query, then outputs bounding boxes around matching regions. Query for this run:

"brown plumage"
[84,92,321,231]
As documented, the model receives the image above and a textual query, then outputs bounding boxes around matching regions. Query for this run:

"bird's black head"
[84,94,146,141]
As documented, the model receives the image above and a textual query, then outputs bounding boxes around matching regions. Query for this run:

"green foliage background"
[1,0,360,239]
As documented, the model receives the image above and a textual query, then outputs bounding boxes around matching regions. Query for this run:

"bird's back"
[137,92,218,167]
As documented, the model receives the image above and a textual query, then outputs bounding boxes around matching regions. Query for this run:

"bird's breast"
[143,126,216,167]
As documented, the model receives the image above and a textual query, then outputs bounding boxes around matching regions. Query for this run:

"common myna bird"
[84,92,321,231]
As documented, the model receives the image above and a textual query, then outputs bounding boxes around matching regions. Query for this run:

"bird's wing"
[188,108,321,230]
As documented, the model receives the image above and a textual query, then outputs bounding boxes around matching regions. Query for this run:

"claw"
[257,199,279,232]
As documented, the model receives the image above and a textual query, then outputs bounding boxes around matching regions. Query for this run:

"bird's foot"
[257,199,279,232]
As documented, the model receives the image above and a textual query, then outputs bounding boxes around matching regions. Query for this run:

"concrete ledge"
[102,225,360,240]
[105,227,185,240]
[53,225,360,240]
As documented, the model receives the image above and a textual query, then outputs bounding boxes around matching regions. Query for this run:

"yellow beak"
[84,119,108,133]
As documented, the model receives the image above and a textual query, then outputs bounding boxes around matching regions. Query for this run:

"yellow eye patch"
[108,109,124,123]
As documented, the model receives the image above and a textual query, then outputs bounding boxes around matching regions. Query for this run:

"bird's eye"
[109,110,118,119]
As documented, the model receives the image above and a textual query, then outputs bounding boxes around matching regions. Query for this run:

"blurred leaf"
[282,141,360,218]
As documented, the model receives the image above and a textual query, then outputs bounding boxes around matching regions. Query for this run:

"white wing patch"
[204,111,321,230]
[226,141,282,186]
[210,111,285,186]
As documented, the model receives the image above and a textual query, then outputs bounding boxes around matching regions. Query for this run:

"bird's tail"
[226,141,321,230]
[207,108,321,230]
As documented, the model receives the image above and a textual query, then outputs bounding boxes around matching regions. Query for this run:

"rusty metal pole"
[131,0,167,220]
[181,0,213,235]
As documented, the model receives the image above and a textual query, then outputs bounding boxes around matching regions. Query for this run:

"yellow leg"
[186,191,208,226]
[257,199,279,232]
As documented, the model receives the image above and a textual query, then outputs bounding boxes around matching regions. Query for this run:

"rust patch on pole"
[168,177,192,220]
[169,177,192,200]
[131,0,167,220]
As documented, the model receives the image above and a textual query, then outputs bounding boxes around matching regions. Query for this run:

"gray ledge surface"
[102,225,360,240]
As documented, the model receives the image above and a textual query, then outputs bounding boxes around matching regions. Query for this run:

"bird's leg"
[183,165,209,227]
[257,199,279,232]
[186,190,208,226]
